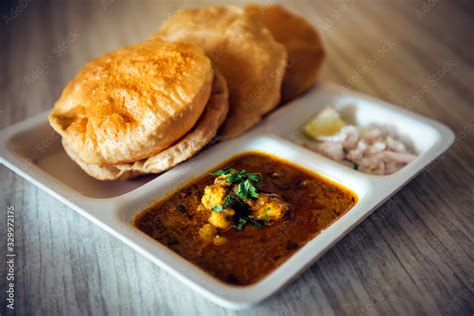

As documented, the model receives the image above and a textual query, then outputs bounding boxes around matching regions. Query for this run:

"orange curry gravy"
[134,152,357,285]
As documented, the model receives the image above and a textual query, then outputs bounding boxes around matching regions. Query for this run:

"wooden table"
[1,0,473,315]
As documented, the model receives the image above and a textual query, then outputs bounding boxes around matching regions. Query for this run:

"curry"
[134,152,357,285]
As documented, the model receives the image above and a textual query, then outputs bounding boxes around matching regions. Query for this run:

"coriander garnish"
[348,160,359,170]
[209,167,267,230]
[211,168,261,212]
[233,215,263,230]
[264,207,271,223]
[235,179,260,200]
[210,167,262,184]
[210,166,231,176]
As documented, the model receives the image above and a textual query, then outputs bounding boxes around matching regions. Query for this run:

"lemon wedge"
[303,107,346,139]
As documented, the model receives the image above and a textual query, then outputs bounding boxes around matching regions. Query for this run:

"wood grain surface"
[1,0,473,315]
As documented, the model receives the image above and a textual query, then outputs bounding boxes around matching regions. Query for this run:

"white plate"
[0,82,454,309]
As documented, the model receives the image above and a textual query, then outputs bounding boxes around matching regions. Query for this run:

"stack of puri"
[48,4,325,180]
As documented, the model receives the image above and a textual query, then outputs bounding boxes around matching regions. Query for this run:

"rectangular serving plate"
[0,82,454,309]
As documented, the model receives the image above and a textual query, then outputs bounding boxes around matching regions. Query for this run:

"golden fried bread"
[49,39,213,165]
[214,10,287,139]
[246,4,325,101]
[63,69,229,180]
[158,5,242,51]
[156,6,287,140]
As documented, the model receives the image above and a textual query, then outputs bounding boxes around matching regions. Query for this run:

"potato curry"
[134,152,357,285]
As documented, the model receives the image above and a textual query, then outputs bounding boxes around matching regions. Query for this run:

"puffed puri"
[61,68,229,180]
[49,39,214,166]
[155,5,288,140]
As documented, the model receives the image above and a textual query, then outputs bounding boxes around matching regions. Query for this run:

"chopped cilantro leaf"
[212,205,224,212]
[210,166,231,176]
[212,194,242,213]
[246,172,262,183]
[226,169,262,184]
[249,219,262,228]
[263,207,271,223]
[247,182,260,199]
[223,194,242,207]
[234,217,248,230]
[226,170,243,183]
[233,216,264,230]
[347,160,359,170]
[235,180,259,200]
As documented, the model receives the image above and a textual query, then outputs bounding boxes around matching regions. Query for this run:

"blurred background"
[1,1,473,315]
[2,0,473,127]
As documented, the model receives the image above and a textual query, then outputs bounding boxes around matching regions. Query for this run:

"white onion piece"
[316,142,345,161]
[308,122,417,175]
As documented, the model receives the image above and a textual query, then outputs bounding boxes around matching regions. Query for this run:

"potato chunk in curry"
[208,208,235,229]
[245,193,289,221]
[201,174,231,210]
[199,168,288,233]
